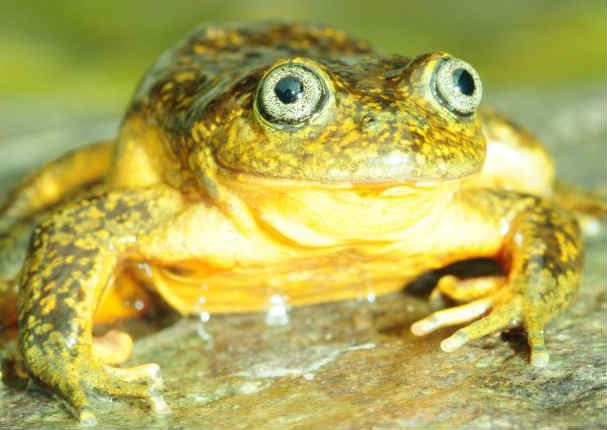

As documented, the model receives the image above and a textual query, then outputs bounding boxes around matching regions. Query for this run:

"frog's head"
[196,51,485,187]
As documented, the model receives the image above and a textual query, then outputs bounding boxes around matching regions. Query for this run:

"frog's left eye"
[256,63,328,126]
[432,57,482,116]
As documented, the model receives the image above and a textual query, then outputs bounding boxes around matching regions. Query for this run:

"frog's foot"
[23,332,167,425]
[411,284,549,368]
[88,331,170,421]
[55,359,168,425]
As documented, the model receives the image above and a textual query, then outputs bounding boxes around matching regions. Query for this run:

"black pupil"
[453,68,475,96]
[274,76,304,104]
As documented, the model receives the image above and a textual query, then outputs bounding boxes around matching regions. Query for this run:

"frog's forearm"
[501,194,583,341]
[17,186,183,417]
[0,140,114,231]
[443,189,584,366]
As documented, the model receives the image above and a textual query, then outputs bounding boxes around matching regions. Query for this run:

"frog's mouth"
[215,162,464,195]
[214,152,481,189]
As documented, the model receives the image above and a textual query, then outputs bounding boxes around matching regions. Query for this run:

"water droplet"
[137,262,153,277]
[499,219,510,236]
[265,294,290,326]
[366,293,376,303]
[134,300,144,310]
[195,298,213,347]
[199,311,210,323]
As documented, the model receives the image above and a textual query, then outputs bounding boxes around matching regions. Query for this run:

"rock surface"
[0,89,605,429]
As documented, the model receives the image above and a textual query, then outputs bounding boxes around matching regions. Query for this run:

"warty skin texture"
[0,22,603,424]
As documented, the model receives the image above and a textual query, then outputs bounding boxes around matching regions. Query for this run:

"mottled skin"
[0,22,603,423]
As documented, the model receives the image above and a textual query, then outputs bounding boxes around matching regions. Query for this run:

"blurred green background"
[1,0,605,113]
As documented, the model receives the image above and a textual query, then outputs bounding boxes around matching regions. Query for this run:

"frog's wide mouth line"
[215,161,464,191]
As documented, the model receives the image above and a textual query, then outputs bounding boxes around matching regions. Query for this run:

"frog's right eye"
[256,63,328,127]
[432,57,483,116]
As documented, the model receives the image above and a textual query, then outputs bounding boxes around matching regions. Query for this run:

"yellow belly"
[127,249,439,315]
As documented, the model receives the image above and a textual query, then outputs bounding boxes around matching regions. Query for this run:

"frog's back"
[127,22,373,134]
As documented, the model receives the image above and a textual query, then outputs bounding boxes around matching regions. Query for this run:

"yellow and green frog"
[0,22,603,423]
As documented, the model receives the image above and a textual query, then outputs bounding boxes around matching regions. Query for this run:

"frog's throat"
[207,169,461,247]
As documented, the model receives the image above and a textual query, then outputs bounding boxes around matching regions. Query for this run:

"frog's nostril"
[361,113,376,127]
[360,113,378,132]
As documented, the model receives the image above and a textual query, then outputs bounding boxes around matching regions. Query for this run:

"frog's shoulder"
[127,22,373,124]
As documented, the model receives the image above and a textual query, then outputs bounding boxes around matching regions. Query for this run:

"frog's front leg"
[411,190,583,367]
[18,186,184,424]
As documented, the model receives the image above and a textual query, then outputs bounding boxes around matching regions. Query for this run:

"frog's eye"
[256,63,328,126]
[432,57,482,116]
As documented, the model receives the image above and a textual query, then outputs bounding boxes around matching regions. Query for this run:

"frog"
[0,22,604,424]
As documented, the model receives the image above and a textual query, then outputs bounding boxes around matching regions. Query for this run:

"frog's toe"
[56,360,168,423]
[523,313,550,368]
[439,297,521,352]
[411,296,494,336]
[416,287,553,366]
[94,362,169,412]
[412,289,524,352]
[429,274,506,308]
[91,333,169,405]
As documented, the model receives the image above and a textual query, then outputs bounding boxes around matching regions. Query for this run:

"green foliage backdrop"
[1,0,605,110]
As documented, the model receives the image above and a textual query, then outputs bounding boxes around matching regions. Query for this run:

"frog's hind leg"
[552,180,606,235]
[553,180,606,218]
[1,142,114,329]
[0,140,114,231]
[478,107,604,233]
[0,138,115,325]
[478,106,556,198]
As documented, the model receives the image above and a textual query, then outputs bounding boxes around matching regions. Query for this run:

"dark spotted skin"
[128,22,484,184]
[446,189,584,360]
[0,22,602,423]
[17,187,183,421]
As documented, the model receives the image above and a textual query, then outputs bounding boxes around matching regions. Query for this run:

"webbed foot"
[412,195,583,368]
[412,280,549,367]
[24,343,168,425]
